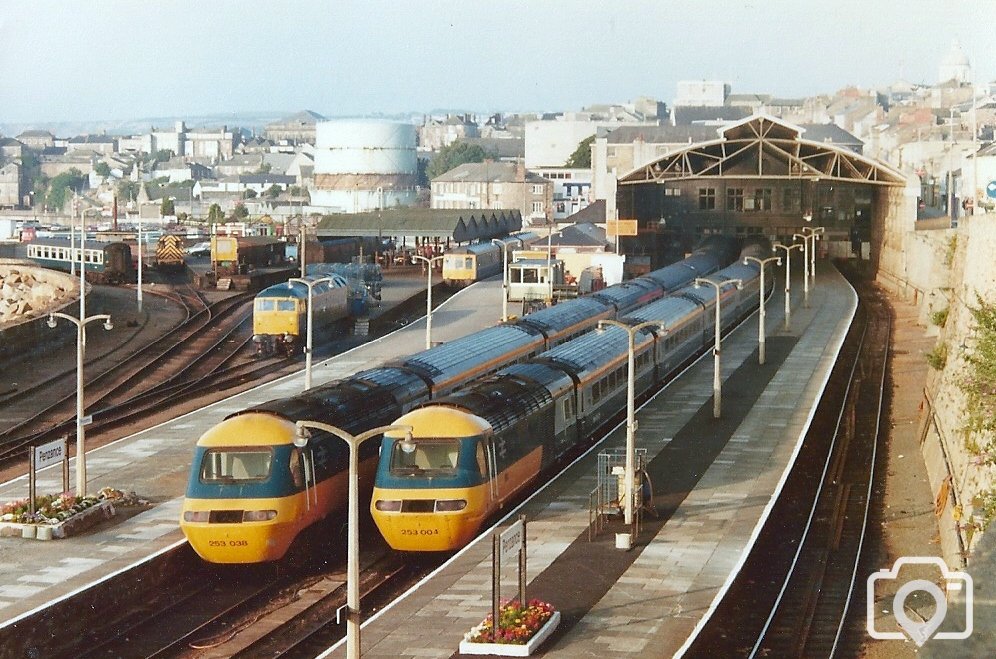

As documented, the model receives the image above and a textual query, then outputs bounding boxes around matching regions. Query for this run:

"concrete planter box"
[459,611,560,656]
[0,500,115,539]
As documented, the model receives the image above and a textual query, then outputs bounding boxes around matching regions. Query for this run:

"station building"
[614,114,910,275]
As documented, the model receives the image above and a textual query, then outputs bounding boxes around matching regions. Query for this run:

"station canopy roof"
[316,208,522,242]
[618,113,906,187]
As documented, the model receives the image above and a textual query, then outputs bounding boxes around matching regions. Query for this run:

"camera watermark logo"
[866,556,973,646]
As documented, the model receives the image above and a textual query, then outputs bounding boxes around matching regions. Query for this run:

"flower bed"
[0,487,127,539]
[459,599,559,656]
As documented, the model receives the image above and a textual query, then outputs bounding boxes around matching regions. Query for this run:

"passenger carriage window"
[200,448,273,482]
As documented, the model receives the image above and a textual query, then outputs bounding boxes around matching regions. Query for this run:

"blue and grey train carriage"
[25,237,134,284]
[441,232,540,287]
[370,243,775,552]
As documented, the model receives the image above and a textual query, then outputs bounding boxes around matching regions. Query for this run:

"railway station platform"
[320,264,857,658]
[0,277,508,627]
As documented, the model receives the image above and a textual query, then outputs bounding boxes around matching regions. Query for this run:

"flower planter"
[459,611,560,657]
[0,500,115,540]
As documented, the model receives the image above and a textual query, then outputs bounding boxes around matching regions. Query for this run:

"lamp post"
[694,277,743,418]
[47,312,113,497]
[800,225,824,286]
[137,211,145,313]
[78,207,103,348]
[792,232,812,308]
[743,255,781,364]
[772,242,804,330]
[411,254,445,349]
[288,276,336,390]
[293,421,412,659]
[597,319,667,539]
[491,238,510,322]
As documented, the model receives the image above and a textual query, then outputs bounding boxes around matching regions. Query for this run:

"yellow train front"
[371,367,566,552]
[441,242,502,287]
[252,274,349,356]
[371,408,500,551]
[180,412,365,563]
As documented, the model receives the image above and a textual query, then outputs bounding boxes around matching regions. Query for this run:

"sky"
[1,0,994,125]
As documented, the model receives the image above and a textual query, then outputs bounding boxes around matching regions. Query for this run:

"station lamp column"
[294,421,412,659]
[491,238,510,322]
[411,254,445,350]
[288,276,336,390]
[47,312,113,497]
[743,255,781,365]
[772,242,804,330]
[694,278,743,418]
[792,233,812,308]
[801,225,824,286]
[597,319,667,544]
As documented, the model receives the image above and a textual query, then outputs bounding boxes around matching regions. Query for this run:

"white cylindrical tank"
[311,120,417,213]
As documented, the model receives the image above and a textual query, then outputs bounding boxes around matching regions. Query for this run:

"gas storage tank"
[311,120,417,213]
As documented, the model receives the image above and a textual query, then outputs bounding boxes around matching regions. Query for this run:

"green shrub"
[926,343,948,370]
[931,308,949,327]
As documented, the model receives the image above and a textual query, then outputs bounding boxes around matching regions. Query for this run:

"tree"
[117,180,140,201]
[266,184,282,198]
[245,188,258,199]
[46,168,86,211]
[94,162,111,177]
[564,135,595,168]
[426,141,495,180]
[160,196,175,216]
[207,203,224,224]
[232,202,249,220]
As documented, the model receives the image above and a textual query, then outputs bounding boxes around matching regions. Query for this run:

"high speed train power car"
[180,239,739,563]
[370,241,773,552]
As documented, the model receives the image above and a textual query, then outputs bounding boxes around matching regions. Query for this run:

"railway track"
[0,287,271,466]
[685,265,891,658]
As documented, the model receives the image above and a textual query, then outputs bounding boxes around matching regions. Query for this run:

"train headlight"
[243,510,278,522]
[182,511,210,522]
[374,500,402,512]
[435,499,468,512]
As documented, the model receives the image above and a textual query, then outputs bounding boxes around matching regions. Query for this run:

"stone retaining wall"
[876,212,996,565]
[0,261,81,365]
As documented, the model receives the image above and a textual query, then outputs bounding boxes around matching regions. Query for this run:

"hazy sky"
[1,0,994,124]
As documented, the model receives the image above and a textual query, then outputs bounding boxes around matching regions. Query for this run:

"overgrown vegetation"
[944,235,958,267]
[426,142,496,181]
[926,342,948,370]
[931,307,949,327]
[956,294,996,542]
[564,135,595,168]
[959,294,996,438]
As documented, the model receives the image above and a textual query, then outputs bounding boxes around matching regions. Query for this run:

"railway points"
[0,276,502,638]
[319,265,856,658]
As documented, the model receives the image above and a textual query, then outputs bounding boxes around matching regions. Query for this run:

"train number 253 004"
[400,529,439,536]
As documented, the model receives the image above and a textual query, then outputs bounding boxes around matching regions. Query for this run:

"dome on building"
[938,40,971,84]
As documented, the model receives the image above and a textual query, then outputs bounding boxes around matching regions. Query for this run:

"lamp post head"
[399,432,416,454]
[103,318,113,331]
[776,257,782,266]
[47,314,57,329]
[293,424,311,448]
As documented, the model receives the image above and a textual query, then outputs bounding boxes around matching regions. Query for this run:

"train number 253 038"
[400,529,439,536]
[208,540,249,547]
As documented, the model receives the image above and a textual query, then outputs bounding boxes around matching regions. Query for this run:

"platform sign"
[28,437,70,515]
[34,438,67,470]
[606,219,639,237]
[492,515,528,641]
